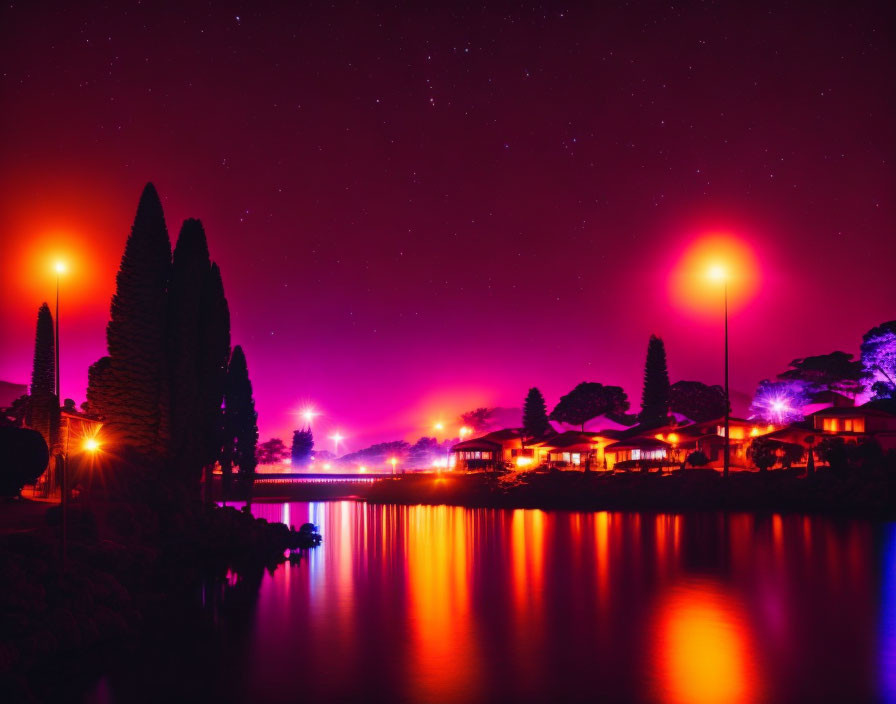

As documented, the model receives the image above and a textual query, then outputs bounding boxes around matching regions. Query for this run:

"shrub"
[686,450,709,468]
[0,427,49,497]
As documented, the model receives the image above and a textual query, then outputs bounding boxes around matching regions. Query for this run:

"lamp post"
[709,265,730,479]
[54,261,65,400]
[330,432,343,457]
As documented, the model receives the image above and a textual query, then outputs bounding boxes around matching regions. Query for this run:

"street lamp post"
[709,265,730,479]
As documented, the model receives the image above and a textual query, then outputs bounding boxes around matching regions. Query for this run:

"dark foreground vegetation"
[364,462,896,518]
[0,465,308,702]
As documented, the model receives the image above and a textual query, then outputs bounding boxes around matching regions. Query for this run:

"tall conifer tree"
[522,387,551,440]
[167,218,211,475]
[291,427,314,467]
[102,183,172,455]
[197,262,231,470]
[223,346,258,478]
[30,303,55,397]
[640,334,671,425]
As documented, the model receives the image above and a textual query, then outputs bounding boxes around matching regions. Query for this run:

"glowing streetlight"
[83,437,100,453]
[390,457,398,475]
[301,407,318,425]
[329,432,344,455]
[434,422,444,433]
[459,426,471,439]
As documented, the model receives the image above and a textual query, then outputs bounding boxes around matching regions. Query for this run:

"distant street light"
[329,432,344,456]
[301,408,318,426]
[459,426,471,439]
[390,457,398,475]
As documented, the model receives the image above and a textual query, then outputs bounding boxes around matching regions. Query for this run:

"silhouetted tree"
[222,346,258,480]
[26,303,59,452]
[257,438,288,465]
[1,395,30,427]
[0,427,49,497]
[861,320,896,399]
[460,407,495,432]
[669,381,727,422]
[686,450,709,467]
[30,303,55,397]
[100,183,172,455]
[522,388,552,440]
[197,262,231,471]
[291,427,314,467]
[747,437,776,472]
[640,335,671,426]
[86,356,113,419]
[777,351,864,398]
[550,382,629,431]
[408,436,442,468]
[167,218,211,475]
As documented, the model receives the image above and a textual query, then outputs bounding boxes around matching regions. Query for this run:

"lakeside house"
[450,400,896,473]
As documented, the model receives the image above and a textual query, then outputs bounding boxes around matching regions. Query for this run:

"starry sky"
[1,1,893,450]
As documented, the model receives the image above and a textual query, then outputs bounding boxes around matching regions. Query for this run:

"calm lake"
[85,501,896,703]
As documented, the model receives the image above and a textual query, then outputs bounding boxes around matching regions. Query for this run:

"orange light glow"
[670,234,760,316]
[653,581,759,704]
[83,437,100,453]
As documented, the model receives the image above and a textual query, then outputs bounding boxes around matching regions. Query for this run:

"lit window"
[632,449,641,460]
[572,453,581,465]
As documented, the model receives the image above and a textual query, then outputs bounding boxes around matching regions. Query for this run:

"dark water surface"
[86,502,896,703]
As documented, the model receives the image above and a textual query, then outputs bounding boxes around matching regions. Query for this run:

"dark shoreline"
[246,467,896,520]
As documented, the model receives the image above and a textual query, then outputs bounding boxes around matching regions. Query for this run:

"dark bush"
[0,427,49,498]
[686,450,709,467]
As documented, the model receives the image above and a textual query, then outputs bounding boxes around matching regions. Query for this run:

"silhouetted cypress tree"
[291,427,314,467]
[197,262,230,471]
[522,387,551,440]
[167,218,211,476]
[102,183,172,455]
[30,303,55,397]
[640,334,671,426]
[26,303,59,452]
[223,346,258,479]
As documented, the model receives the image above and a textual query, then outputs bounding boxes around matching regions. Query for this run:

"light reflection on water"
[87,502,895,703]
[235,503,893,703]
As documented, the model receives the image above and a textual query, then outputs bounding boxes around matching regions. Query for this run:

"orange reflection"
[669,233,760,316]
[406,505,479,701]
[654,581,759,704]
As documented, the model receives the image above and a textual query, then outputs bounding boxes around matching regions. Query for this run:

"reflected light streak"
[654,581,759,704]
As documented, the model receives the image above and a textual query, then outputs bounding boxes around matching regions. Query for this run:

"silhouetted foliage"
[86,356,113,419]
[550,382,629,431]
[522,388,552,440]
[861,320,896,399]
[257,438,288,464]
[1,395,30,427]
[167,218,212,475]
[639,335,671,425]
[408,436,444,468]
[291,427,314,467]
[340,440,410,467]
[197,262,231,471]
[778,442,804,469]
[100,183,172,455]
[686,450,709,467]
[669,380,727,422]
[777,351,864,398]
[30,303,55,397]
[747,437,777,472]
[222,346,258,478]
[0,427,49,497]
[460,407,495,432]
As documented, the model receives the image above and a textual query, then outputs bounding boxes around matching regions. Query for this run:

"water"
[87,502,896,703]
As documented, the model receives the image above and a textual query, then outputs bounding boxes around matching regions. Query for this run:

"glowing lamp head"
[330,433,344,443]
[390,457,397,467]
[434,422,444,432]
[83,438,100,453]
[771,400,787,413]
[459,426,471,438]
[301,408,317,423]
[55,261,67,275]
[707,264,727,282]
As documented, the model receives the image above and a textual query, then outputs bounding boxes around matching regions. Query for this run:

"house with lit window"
[808,403,896,450]
[450,429,525,471]
[530,430,622,470]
